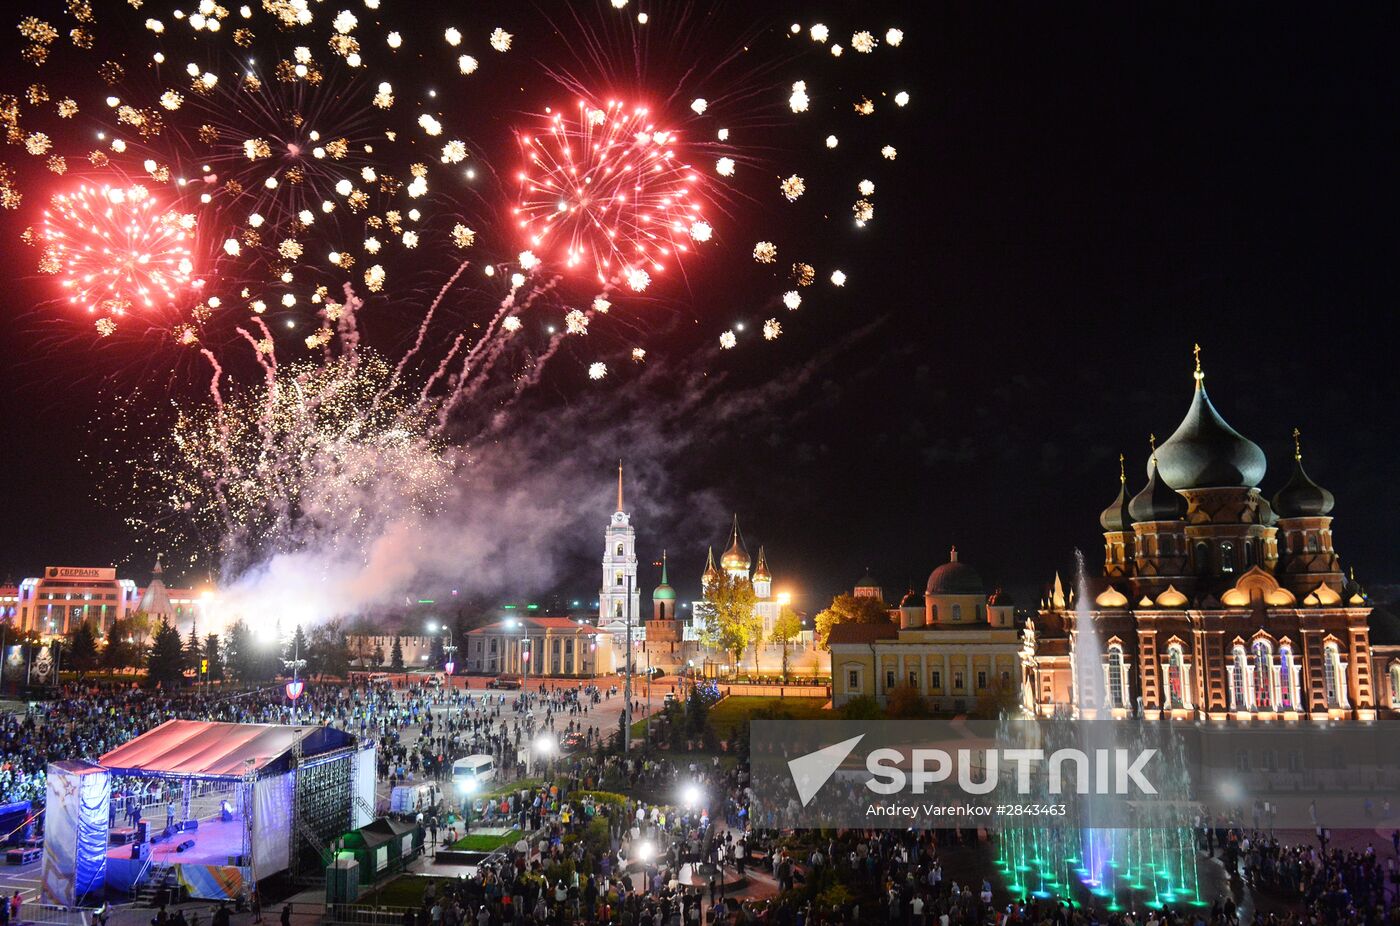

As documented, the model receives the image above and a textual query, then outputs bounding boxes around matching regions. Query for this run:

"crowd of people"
[6,677,1400,924]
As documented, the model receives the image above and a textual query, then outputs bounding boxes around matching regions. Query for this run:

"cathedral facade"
[1025,351,1376,723]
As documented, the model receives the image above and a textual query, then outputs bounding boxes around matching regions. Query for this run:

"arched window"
[1390,664,1400,709]
[1167,644,1186,709]
[1279,646,1295,710]
[1220,541,1235,574]
[1306,534,1319,553]
[1251,640,1273,709]
[930,605,939,622]
[1231,645,1250,710]
[951,603,962,622]
[1194,542,1210,573]
[614,601,623,618]
[1107,645,1126,709]
[1323,643,1342,707]
[616,543,624,556]
[1245,543,1255,566]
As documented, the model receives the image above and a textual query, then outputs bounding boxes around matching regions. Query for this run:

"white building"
[597,462,644,645]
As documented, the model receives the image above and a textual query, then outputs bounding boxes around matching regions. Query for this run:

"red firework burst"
[38,183,199,326]
[514,100,712,291]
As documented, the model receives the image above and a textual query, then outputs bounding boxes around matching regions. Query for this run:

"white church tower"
[598,461,641,635]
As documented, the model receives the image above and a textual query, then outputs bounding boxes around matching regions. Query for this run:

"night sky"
[0,2,1396,618]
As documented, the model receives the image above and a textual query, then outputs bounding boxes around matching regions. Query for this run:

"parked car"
[487,674,523,690]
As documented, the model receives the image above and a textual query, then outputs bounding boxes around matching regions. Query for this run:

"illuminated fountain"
[994,552,1203,913]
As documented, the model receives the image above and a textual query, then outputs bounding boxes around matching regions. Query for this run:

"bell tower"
[598,461,640,628]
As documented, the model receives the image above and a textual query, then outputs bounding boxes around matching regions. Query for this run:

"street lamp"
[528,732,555,777]
[283,631,306,706]
[428,621,457,675]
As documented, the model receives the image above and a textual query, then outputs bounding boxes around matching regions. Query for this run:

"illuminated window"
[1167,644,1187,709]
[1107,645,1125,708]
[1220,542,1235,574]
[1231,645,1249,710]
[951,604,962,622]
[616,543,624,556]
[847,669,860,690]
[1279,646,1295,709]
[1251,640,1273,709]
[1323,643,1342,707]
[1391,664,1400,709]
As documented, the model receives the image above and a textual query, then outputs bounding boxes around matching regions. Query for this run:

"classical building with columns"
[828,548,1024,710]
[1025,350,1377,723]
[464,616,616,677]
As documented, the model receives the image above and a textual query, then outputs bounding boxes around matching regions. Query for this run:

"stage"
[107,814,245,869]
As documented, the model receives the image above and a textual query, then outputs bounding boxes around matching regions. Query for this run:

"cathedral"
[1025,349,1378,722]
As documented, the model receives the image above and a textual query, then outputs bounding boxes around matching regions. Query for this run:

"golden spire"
[1192,343,1203,382]
[616,459,624,512]
[1148,433,1157,460]
[1292,427,1302,462]
[1118,453,1125,485]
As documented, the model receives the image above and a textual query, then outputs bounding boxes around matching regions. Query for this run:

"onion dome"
[1095,586,1129,608]
[1100,454,1132,531]
[719,514,750,571]
[1129,454,1187,522]
[652,551,676,602]
[854,570,880,591]
[1272,428,1334,518]
[926,546,984,595]
[1153,346,1267,490]
[1154,585,1189,608]
[753,546,771,582]
[702,546,720,582]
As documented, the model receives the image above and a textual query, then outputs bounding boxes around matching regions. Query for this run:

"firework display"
[514,101,707,288]
[38,182,197,329]
[0,1,911,582]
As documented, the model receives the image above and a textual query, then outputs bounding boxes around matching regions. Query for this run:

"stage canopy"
[99,719,356,779]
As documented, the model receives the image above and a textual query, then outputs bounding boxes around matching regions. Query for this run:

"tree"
[390,635,404,671]
[841,695,883,720]
[769,607,804,682]
[429,632,445,668]
[66,622,99,674]
[101,618,134,671]
[147,619,186,689]
[885,684,930,719]
[308,620,350,680]
[204,633,224,681]
[285,624,310,678]
[185,623,203,672]
[224,620,279,683]
[814,593,894,648]
[373,644,385,666]
[127,611,154,655]
[698,572,760,677]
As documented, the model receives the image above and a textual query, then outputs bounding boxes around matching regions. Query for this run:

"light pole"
[428,622,457,675]
[623,573,634,755]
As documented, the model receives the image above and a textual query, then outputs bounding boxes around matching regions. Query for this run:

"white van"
[452,754,496,793]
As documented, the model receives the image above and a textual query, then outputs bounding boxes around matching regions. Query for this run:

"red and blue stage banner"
[41,761,109,905]
[177,865,251,900]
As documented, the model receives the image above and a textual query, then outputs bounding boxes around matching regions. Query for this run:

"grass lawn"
[706,696,829,738]
[449,829,520,851]
[360,875,454,907]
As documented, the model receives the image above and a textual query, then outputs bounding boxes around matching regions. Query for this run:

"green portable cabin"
[339,818,423,883]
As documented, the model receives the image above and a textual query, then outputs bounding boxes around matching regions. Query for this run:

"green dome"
[652,583,677,602]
